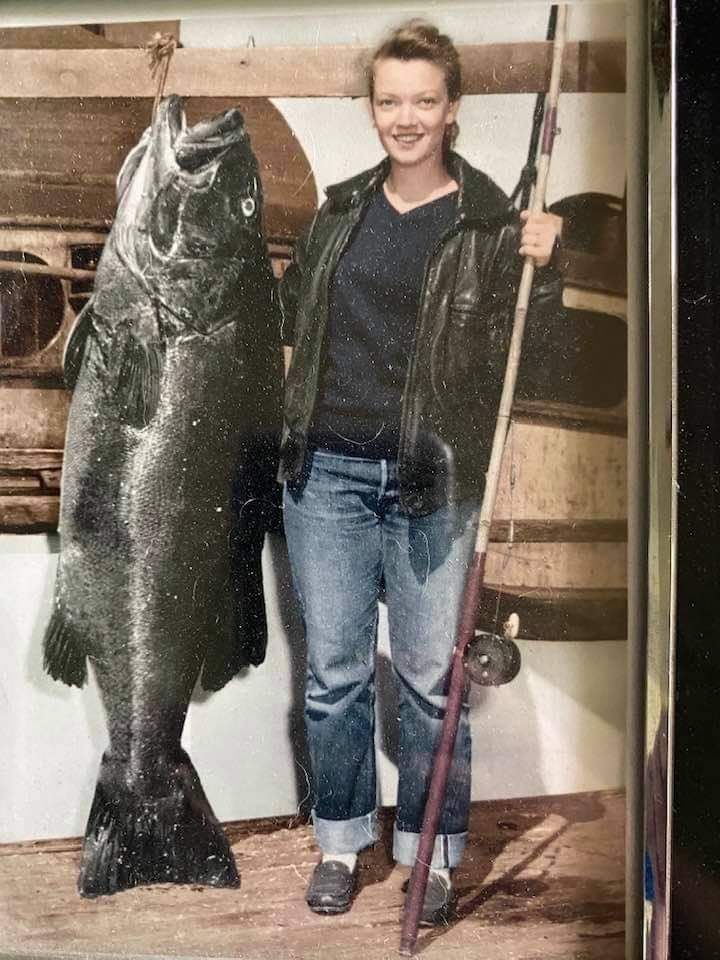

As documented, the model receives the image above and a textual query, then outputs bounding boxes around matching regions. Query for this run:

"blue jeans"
[283,449,478,869]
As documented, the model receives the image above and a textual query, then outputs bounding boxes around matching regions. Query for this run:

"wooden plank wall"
[0,40,625,98]
[0,97,316,239]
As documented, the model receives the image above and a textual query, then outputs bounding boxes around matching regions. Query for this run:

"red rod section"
[541,105,558,154]
[399,552,486,956]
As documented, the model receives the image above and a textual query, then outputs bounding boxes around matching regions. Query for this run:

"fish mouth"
[176,108,248,172]
[137,94,261,286]
[157,96,249,173]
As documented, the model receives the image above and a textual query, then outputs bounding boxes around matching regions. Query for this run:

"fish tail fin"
[42,605,88,688]
[78,752,239,898]
[116,332,165,429]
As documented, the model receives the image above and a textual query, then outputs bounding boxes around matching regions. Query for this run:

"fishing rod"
[467,1,559,680]
[399,7,569,955]
[509,4,559,211]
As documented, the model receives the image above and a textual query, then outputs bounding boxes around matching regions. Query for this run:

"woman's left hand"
[519,210,563,267]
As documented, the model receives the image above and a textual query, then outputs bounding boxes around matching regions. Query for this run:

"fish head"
[148,96,265,263]
[136,96,271,333]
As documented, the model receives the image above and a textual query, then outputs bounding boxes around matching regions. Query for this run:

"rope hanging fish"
[145,32,177,122]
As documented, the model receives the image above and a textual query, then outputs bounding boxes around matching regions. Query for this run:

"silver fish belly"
[43,96,282,897]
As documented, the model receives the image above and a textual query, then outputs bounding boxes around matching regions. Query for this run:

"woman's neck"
[384,158,457,213]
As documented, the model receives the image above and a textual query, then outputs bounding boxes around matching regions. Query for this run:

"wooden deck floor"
[0,790,624,960]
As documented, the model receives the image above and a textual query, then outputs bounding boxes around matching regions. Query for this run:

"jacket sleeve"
[520,238,587,404]
[277,210,320,347]
[486,220,577,403]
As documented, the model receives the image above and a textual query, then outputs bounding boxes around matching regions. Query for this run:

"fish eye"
[240,197,256,217]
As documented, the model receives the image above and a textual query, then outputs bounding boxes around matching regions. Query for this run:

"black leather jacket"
[278,151,566,515]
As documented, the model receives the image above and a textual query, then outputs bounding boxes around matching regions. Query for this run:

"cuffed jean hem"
[312,808,379,855]
[393,826,467,869]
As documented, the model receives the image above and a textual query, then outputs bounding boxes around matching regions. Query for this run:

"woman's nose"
[396,101,416,126]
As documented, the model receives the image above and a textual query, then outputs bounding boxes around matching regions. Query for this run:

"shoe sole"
[307,900,353,915]
[419,910,452,927]
[418,897,457,927]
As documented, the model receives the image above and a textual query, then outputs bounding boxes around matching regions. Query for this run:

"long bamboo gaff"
[399,7,569,956]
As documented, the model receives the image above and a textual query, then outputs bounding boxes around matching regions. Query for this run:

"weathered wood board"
[493,421,627,522]
[0,791,625,960]
[0,388,69,449]
[0,41,626,99]
[0,98,317,239]
[0,229,104,377]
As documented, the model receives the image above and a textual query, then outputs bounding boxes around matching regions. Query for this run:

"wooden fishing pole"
[399,6,569,955]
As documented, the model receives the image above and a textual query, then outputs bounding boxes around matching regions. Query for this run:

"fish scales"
[43,96,282,897]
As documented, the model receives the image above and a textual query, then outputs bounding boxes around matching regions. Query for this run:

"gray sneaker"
[419,870,456,926]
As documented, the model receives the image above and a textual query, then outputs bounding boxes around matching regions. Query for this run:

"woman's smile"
[394,132,424,145]
[371,57,458,169]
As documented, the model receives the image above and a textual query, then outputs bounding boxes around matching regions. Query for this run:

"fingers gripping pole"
[399,7,568,955]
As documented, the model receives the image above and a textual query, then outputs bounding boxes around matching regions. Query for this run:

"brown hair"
[367,19,462,151]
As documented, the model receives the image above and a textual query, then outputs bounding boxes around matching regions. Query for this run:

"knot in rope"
[145,32,177,121]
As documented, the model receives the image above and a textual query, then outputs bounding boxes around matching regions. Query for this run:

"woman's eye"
[419,98,437,106]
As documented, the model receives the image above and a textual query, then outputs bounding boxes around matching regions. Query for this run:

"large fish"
[43,96,282,897]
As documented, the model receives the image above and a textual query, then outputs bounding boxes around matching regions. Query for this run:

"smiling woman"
[370,53,458,174]
[373,62,456,168]
[278,18,568,925]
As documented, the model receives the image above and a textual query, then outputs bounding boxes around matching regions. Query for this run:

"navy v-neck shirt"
[310,186,457,459]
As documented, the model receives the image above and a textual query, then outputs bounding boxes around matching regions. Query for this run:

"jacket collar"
[324,151,512,227]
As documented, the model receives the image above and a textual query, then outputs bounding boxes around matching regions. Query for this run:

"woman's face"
[371,57,459,171]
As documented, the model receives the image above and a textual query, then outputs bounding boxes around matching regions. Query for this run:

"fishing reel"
[464,613,522,687]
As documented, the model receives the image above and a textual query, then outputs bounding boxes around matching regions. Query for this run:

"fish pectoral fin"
[115,327,166,429]
[200,531,268,691]
[63,302,97,391]
[43,606,88,688]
